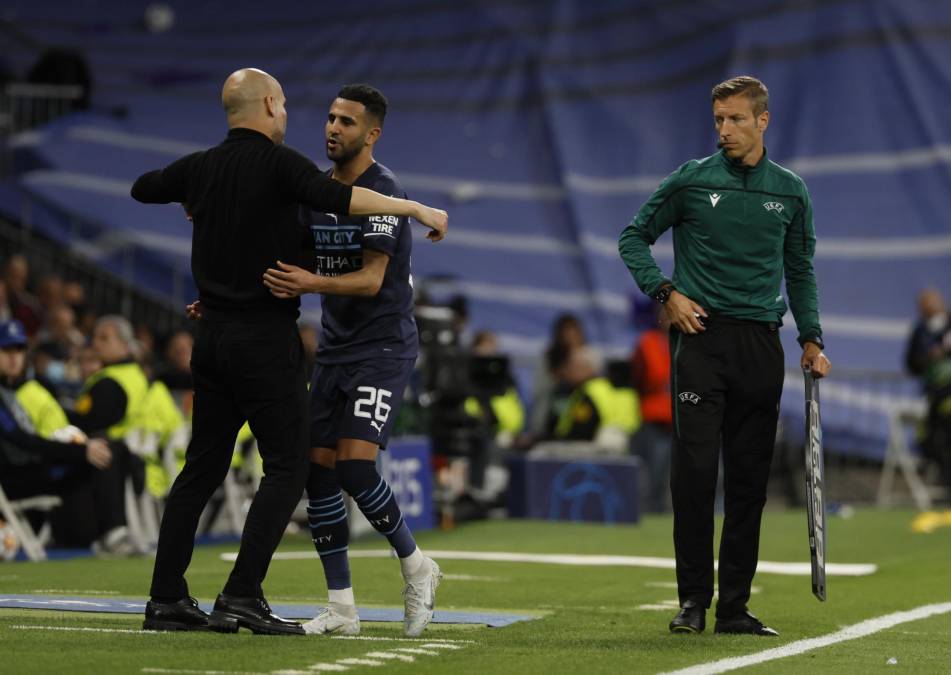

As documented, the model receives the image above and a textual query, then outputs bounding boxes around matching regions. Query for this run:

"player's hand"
[186,300,202,320]
[85,438,113,469]
[182,203,193,222]
[263,261,321,298]
[801,342,831,378]
[414,203,448,241]
[664,290,707,334]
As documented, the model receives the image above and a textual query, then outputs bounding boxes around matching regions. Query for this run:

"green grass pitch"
[2,508,950,674]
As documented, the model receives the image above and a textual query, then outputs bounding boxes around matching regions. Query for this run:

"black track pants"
[669,317,784,616]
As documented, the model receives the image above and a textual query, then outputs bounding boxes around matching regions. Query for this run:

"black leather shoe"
[208,593,304,635]
[669,600,705,634]
[143,597,209,631]
[714,610,779,636]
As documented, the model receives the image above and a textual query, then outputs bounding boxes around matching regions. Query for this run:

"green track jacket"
[618,148,822,346]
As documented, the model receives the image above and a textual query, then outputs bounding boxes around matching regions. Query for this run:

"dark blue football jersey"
[301,162,418,364]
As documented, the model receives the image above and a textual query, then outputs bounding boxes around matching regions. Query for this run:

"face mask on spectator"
[45,360,66,383]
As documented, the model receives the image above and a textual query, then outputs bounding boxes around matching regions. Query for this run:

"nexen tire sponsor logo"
[369,215,398,237]
[371,223,395,236]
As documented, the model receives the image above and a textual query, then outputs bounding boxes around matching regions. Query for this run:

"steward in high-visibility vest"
[70,360,149,439]
[554,376,640,441]
[140,379,186,496]
[68,316,149,439]
[16,379,69,439]
[465,387,526,436]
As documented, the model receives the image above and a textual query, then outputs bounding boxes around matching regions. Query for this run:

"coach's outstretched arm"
[132,148,447,242]
[131,154,195,205]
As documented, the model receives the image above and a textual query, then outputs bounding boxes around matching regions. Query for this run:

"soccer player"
[618,76,831,636]
[263,84,442,637]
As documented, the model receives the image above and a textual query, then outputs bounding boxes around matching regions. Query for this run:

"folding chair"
[0,482,61,561]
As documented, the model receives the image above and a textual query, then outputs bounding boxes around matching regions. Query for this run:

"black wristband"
[655,284,673,305]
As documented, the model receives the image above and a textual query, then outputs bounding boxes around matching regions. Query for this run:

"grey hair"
[95,315,140,358]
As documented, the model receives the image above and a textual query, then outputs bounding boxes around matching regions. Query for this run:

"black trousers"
[150,315,308,600]
[669,317,784,616]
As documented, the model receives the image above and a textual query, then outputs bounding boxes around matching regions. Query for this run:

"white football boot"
[402,557,442,637]
[302,603,360,636]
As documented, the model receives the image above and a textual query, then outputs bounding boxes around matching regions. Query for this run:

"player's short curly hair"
[711,76,769,116]
[338,84,388,126]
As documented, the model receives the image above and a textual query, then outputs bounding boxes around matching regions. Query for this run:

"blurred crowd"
[19,256,951,559]
[419,295,672,517]
[0,253,200,556]
[0,254,192,406]
[0,251,679,560]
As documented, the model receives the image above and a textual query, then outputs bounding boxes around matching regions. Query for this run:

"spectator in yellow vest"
[465,331,525,444]
[68,315,149,440]
[0,320,132,552]
[553,346,640,448]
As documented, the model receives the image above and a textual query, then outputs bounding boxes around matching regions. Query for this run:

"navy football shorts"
[309,357,414,450]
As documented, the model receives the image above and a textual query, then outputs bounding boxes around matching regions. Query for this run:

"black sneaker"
[669,600,705,634]
[714,610,779,636]
[143,597,209,632]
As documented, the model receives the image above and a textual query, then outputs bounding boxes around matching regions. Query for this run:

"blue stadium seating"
[2,0,950,456]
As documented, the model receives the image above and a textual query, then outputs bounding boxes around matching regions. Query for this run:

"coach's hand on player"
[413,203,448,241]
[186,300,202,320]
[801,342,831,378]
[665,290,707,334]
[85,438,113,470]
[263,261,320,298]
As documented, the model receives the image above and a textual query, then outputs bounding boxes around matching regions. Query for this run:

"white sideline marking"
[331,636,474,644]
[645,583,761,593]
[300,636,472,673]
[29,589,120,595]
[227,549,876,577]
[393,648,440,656]
[13,625,161,635]
[10,623,470,673]
[143,670,263,675]
[640,585,762,611]
[660,602,951,675]
[0,598,115,608]
[442,574,504,582]
[364,652,415,663]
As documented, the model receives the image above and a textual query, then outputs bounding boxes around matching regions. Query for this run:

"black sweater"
[131,128,353,319]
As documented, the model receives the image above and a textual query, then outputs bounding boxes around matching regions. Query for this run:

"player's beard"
[327,140,361,166]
